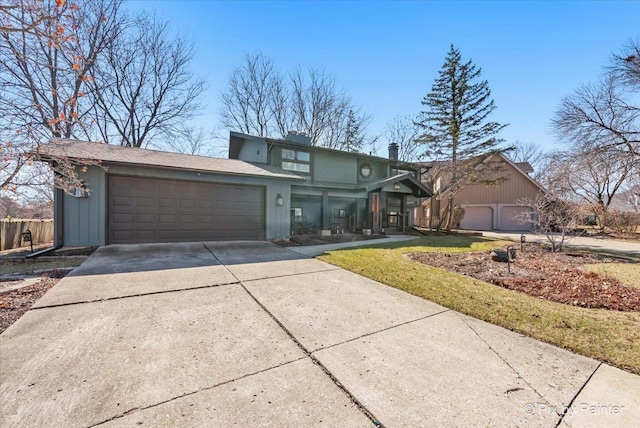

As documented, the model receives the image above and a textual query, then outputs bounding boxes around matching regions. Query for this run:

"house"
[229,131,430,236]
[37,132,430,247]
[415,152,546,231]
[609,187,640,213]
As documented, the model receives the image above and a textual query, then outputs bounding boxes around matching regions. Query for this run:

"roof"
[37,139,305,181]
[419,152,547,195]
[416,154,535,175]
[230,131,418,170]
[493,152,546,193]
[365,173,432,197]
[514,161,534,174]
[609,191,640,213]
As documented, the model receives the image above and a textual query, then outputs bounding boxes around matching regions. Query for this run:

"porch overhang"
[365,173,432,198]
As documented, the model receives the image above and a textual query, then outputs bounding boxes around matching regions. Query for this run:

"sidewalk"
[287,235,420,257]
[480,231,640,257]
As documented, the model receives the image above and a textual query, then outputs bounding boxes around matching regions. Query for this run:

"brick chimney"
[286,131,312,145]
[388,143,399,160]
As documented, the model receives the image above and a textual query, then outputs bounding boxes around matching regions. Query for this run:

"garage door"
[499,206,532,231]
[108,176,265,244]
[459,206,493,230]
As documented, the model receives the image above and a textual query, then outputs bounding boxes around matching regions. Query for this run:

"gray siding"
[238,139,268,163]
[264,180,291,239]
[291,194,322,226]
[62,166,107,246]
[62,165,292,245]
[314,152,357,184]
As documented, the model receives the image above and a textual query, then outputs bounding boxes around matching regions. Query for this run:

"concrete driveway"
[1,241,638,427]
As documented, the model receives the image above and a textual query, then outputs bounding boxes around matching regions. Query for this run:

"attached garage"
[108,175,265,244]
[460,206,493,230]
[499,206,532,231]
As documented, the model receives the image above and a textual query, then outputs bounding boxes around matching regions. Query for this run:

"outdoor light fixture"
[393,182,400,190]
[73,181,89,198]
[275,194,284,206]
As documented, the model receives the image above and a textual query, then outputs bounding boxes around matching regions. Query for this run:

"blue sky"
[126,0,640,155]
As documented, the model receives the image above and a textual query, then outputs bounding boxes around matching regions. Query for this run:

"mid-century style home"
[228,131,430,235]
[415,152,546,231]
[38,131,431,247]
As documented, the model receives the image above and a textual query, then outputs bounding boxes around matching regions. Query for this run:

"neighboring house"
[37,132,430,247]
[609,188,640,213]
[415,152,546,231]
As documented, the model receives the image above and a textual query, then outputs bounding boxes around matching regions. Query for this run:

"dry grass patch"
[0,259,84,276]
[583,263,640,289]
[318,236,640,375]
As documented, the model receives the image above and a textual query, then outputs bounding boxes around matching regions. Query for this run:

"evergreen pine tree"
[416,44,507,229]
[342,109,365,152]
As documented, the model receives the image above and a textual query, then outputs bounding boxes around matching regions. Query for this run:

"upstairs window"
[281,148,310,173]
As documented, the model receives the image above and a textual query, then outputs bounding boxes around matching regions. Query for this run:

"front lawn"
[0,259,84,276]
[318,236,640,375]
[584,263,640,289]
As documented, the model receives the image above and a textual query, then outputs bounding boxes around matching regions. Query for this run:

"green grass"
[584,263,640,289]
[0,259,83,276]
[318,235,640,375]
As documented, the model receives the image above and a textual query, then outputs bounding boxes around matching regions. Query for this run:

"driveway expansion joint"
[455,312,553,408]
[311,308,452,353]
[239,282,385,428]
[88,357,308,427]
[30,281,241,310]
[553,362,603,428]
[241,266,343,283]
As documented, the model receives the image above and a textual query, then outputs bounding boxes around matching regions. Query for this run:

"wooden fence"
[0,219,54,251]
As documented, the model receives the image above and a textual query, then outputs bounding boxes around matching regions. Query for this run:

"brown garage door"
[108,176,265,244]
[459,206,493,230]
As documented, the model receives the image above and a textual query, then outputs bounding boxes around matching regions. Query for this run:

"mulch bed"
[408,246,640,312]
[0,272,65,334]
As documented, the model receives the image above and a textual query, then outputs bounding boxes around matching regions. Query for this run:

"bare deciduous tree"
[620,167,640,213]
[220,52,280,138]
[517,193,584,252]
[509,140,545,173]
[162,126,219,156]
[91,14,205,148]
[609,39,640,90]
[0,0,63,34]
[1,0,122,193]
[555,149,634,232]
[553,76,639,159]
[552,40,639,234]
[220,53,370,150]
[3,0,206,199]
[384,115,421,162]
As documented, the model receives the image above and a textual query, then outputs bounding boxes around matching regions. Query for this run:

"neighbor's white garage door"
[460,206,493,230]
[499,206,533,231]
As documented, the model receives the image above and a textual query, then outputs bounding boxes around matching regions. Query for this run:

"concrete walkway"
[1,241,638,427]
[288,234,420,257]
[480,231,640,257]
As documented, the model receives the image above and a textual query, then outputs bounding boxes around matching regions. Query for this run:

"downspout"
[26,186,64,258]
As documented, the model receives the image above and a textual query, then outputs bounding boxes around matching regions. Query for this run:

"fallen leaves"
[408,247,639,312]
